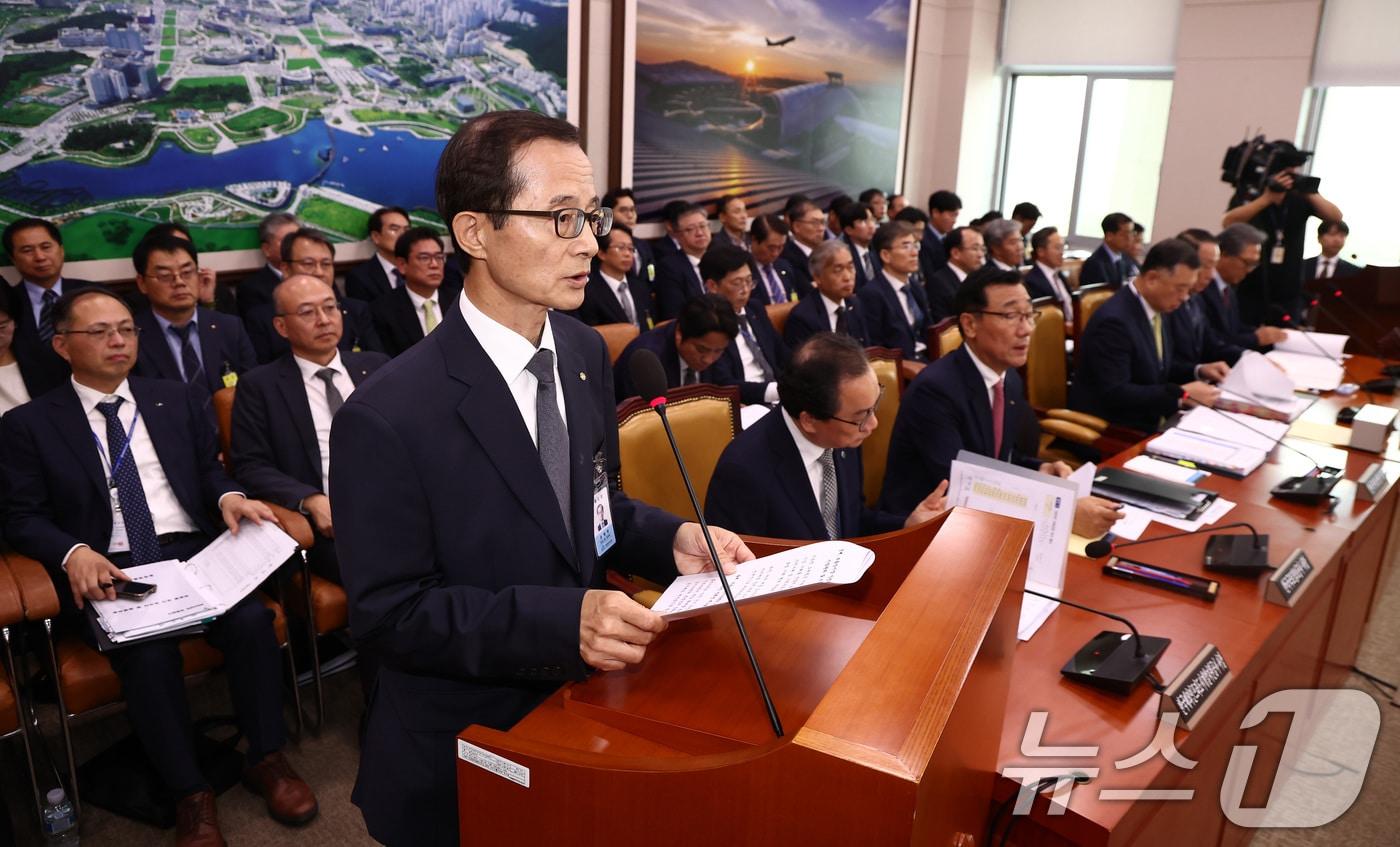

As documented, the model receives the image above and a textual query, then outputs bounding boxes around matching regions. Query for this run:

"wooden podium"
[455,508,1031,845]
[1306,265,1400,354]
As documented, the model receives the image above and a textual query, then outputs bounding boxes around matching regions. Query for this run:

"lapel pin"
[155,402,164,407]
[579,372,587,381]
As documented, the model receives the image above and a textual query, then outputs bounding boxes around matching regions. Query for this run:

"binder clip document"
[947,451,1076,640]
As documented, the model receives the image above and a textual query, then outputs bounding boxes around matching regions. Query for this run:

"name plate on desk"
[1356,462,1390,502]
[1159,644,1230,730]
[1266,549,1316,607]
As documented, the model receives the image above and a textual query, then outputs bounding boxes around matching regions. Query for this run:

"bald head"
[272,274,343,363]
[273,274,334,314]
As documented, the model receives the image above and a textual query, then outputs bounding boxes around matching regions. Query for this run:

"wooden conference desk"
[456,355,1400,846]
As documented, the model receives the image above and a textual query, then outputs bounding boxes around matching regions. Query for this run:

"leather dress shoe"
[175,790,226,847]
[243,750,319,825]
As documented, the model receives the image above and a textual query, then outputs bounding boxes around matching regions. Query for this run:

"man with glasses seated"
[613,294,737,402]
[244,228,384,363]
[236,212,300,320]
[701,245,789,406]
[880,266,1124,538]
[370,226,462,356]
[652,203,713,321]
[571,223,652,329]
[705,332,946,539]
[344,206,411,303]
[1,287,317,846]
[131,233,258,407]
[781,199,827,295]
[1204,224,1288,352]
[859,220,932,362]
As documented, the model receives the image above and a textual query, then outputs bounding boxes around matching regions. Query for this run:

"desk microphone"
[629,349,784,738]
[1192,402,1343,505]
[1022,587,1170,695]
[1085,521,1270,575]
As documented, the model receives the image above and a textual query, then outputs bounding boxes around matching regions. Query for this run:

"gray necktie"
[524,348,571,542]
[315,368,344,416]
[617,281,637,326]
[819,449,839,540]
[736,315,774,381]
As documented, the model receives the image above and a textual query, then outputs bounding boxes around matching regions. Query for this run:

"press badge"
[592,452,615,556]
[1270,245,1286,264]
[107,483,130,553]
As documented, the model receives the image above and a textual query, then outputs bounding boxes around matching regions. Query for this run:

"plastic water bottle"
[41,787,79,844]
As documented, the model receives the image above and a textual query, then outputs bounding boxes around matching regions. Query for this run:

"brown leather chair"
[926,316,963,360]
[6,506,310,813]
[215,385,342,731]
[1074,283,1113,341]
[616,384,741,518]
[0,558,43,824]
[765,301,798,337]
[594,323,641,365]
[1025,301,1068,410]
[1063,257,1085,291]
[862,347,904,508]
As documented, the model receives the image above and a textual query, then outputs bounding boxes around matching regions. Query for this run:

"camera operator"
[1221,143,1342,327]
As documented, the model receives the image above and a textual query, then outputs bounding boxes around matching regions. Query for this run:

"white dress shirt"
[791,237,814,258]
[963,344,1004,410]
[991,258,1016,272]
[153,309,205,381]
[294,351,356,492]
[376,252,400,287]
[780,408,828,511]
[0,361,30,415]
[1316,255,1338,278]
[948,263,969,284]
[882,270,928,354]
[854,244,872,276]
[1037,261,1074,319]
[406,287,442,337]
[23,278,67,327]
[459,291,566,447]
[599,270,636,322]
[733,308,779,404]
[821,293,846,331]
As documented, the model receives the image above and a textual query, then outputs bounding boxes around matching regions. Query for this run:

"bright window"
[1306,86,1400,266]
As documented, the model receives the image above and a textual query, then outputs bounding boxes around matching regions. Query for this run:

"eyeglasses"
[796,217,825,227]
[723,275,755,290]
[828,385,886,430]
[975,309,1042,326]
[149,267,199,285]
[278,303,342,321]
[60,324,140,340]
[411,252,446,265]
[290,258,336,273]
[478,207,613,239]
[678,223,710,237]
[608,243,637,254]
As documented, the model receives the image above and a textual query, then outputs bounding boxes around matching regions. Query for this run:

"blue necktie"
[764,264,784,303]
[39,289,58,343]
[902,284,925,330]
[95,399,162,565]
[169,323,203,385]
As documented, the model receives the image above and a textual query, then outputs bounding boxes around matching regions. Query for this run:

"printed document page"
[652,540,875,621]
[1272,329,1348,359]
[1265,350,1344,391]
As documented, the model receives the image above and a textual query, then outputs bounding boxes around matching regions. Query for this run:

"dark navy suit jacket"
[1170,295,1244,371]
[344,256,396,303]
[859,272,930,361]
[235,264,281,319]
[1199,281,1262,352]
[1069,286,1193,433]
[229,351,388,510]
[633,237,656,286]
[132,306,258,400]
[923,265,961,324]
[1,377,240,580]
[1303,255,1362,281]
[705,409,903,539]
[370,281,463,357]
[328,306,683,846]
[779,238,815,297]
[571,267,652,329]
[845,236,880,290]
[1078,244,1126,288]
[707,304,789,405]
[879,345,1040,514]
[750,257,801,306]
[1023,265,1060,302]
[6,277,96,397]
[918,226,948,282]
[245,295,384,364]
[782,292,869,348]
[652,251,706,321]
[612,324,722,402]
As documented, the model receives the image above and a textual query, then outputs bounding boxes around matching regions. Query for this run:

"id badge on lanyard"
[94,409,141,553]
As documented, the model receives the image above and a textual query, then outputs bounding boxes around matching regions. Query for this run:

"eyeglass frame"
[57,324,141,340]
[474,207,613,239]
[827,384,886,430]
[146,265,200,285]
[973,308,1042,326]
[276,303,343,321]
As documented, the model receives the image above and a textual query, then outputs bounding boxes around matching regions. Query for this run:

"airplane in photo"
[765,35,796,46]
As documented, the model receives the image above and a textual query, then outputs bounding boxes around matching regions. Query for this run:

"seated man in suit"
[921,189,962,277]
[706,333,946,539]
[232,274,389,587]
[1079,212,1136,288]
[130,233,258,403]
[614,294,737,402]
[838,201,879,289]
[1070,239,1225,433]
[1,288,317,845]
[1206,224,1288,351]
[983,218,1024,272]
[652,203,712,320]
[784,238,869,348]
[781,199,827,294]
[143,222,237,315]
[1023,226,1075,332]
[1305,219,1363,281]
[925,226,986,323]
[713,194,750,251]
[860,220,931,361]
[246,229,383,363]
[602,188,656,283]
[879,266,1122,538]
[701,246,788,406]
[2,217,96,397]
[859,188,888,223]
[236,212,300,319]
[749,214,801,305]
[572,223,651,329]
[371,226,462,356]
[1011,201,1041,260]
[344,206,410,303]
[1172,229,1246,369]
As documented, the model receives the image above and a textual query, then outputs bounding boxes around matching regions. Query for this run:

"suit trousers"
[99,535,288,796]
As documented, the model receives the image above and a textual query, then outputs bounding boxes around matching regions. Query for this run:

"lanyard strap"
[91,407,141,486]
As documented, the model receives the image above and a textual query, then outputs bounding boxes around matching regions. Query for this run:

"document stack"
[1146,404,1290,478]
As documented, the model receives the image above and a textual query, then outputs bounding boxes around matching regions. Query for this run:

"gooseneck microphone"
[1084,521,1270,575]
[1022,587,1170,695]
[1192,402,1343,505]
[628,349,784,738]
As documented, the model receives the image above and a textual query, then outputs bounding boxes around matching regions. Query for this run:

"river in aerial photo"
[2,118,447,213]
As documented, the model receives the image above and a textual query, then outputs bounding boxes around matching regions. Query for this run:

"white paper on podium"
[1221,350,1297,404]
[947,452,1076,641]
[1178,406,1289,451]
[1266,350,1344,392]
[1273,329,1349,360]
[651,540,874,621]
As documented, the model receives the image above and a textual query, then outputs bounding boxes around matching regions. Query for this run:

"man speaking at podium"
[330,111,754,846]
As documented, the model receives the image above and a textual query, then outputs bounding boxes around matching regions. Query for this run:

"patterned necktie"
[617,282,637,326]
[95,399,162,565]
[169,322,202,385]
[1151,313,1164,364]
[422,299,439,333]
[682,364,698,385]
[736,315,774,381]
[902,283,925,329]
[39,289,58,343]
[315,368,344,416]
[819,449,839,540]
[524,348,571,542]
[862,252,873,280]
[764,264,785,304]
[991,378,1005,458]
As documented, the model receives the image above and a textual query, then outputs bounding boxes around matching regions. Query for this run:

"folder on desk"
[1145,428,1266,478]
[1091,466,1216,520]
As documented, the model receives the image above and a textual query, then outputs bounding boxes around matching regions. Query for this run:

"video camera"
[1221,135,1320,205]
